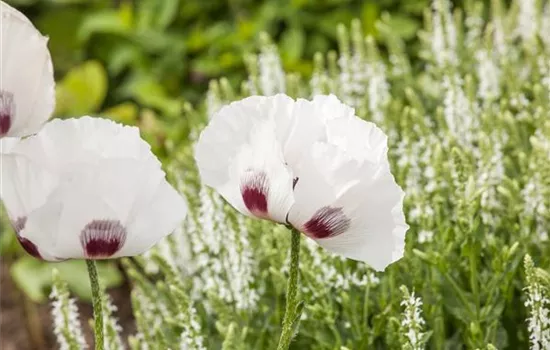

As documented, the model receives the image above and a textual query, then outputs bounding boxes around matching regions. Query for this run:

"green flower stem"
[277,227,302,350]
[86,260,104,350]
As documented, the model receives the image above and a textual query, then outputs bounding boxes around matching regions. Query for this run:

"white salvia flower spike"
[258,32,286,96]
[400,286,427,350]
[1,117,188,260]
[0,1,55,137]
[50,270,88,350]
[195,94,408,271]
[524,255,550,350]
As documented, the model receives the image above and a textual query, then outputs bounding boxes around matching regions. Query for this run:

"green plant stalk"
[362,282,370,343]
[469,246,480,316]
[330,325,342,346]
[277,227,301,350]
[86,260,104,350]
[469,241,481,345]
[432,266,446,350]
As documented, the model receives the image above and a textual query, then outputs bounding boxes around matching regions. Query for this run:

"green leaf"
[10,258,123,303]
[135,0,179,31]
[155,0,181,30]
[0,218,19,257]
[55,60,108,116]
[361,2,379,37]
[292,300,305,327]
[57,260,123,301]
[0,233,13,256]
[280,27,306,63]
[101,102,139,125]
[383,14,420,40]
[119,74,181,118]
[11,257,51,303]
[105,44,144,75]
[45,0,89,3]
[4,0,37,5]
[35,8,84,73]
[78,7,133,43]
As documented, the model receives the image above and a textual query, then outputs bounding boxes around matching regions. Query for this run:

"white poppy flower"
[1,117,187,260]
[195,94,408,271]
[0,2,55,138]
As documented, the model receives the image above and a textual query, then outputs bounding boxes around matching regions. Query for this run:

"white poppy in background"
[1,117,187,261]
[0,1,55,137]
[195,94,408,271]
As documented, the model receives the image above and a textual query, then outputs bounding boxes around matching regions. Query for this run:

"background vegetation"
[2,0,550,349]
[0,0,440,267]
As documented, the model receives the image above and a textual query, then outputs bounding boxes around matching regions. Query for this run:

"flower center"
[0,90,15,136]
[303,207,351,239]
[80,220,127,258]
[241,170,269,217]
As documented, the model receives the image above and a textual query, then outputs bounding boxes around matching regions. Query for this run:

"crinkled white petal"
[21,160,174,259]
[309,94,356,122]
[9,117,186,260]
[0,2,54,137]
[0,152,59,221]
[0,150,60,260]
[195,95,295,223]
[12,117,159,172]
[280,94,356,174]
[122,174,188,256]
[288,119,407,271]
[315,165,407,271]
[0,137,20,153]
[325,116,388,164]
[287,142,359,225]
[278,98,326,170]
[20,177,120,260]
[195,94,293,186]
[195,93,407,268]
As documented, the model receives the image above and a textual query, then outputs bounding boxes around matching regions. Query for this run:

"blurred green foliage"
[11,257,123,302]
[3,0,491,305]
[9,0,435,112]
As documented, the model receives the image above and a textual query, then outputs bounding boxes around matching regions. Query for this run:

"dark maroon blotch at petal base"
[18,236,42,259]
[11,217,42,259]
[0,90,15,136]
[303,206,351,239]
[241,170,269,217]
[80,220,127,258]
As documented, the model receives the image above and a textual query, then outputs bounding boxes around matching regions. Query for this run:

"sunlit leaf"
[78,7,133,43]
[383,14,420,40]
[280,27,306,63]
[102,102,139,125]
[55,60,108,116]
[11,258,123,303]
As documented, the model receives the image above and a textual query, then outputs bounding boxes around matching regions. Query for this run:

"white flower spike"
[0,1,55,137]
[195,94,408,271]
[1,117,187,261]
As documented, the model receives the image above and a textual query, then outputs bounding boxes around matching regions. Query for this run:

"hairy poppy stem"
[86,260,104,350]
[277,227,302,350]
